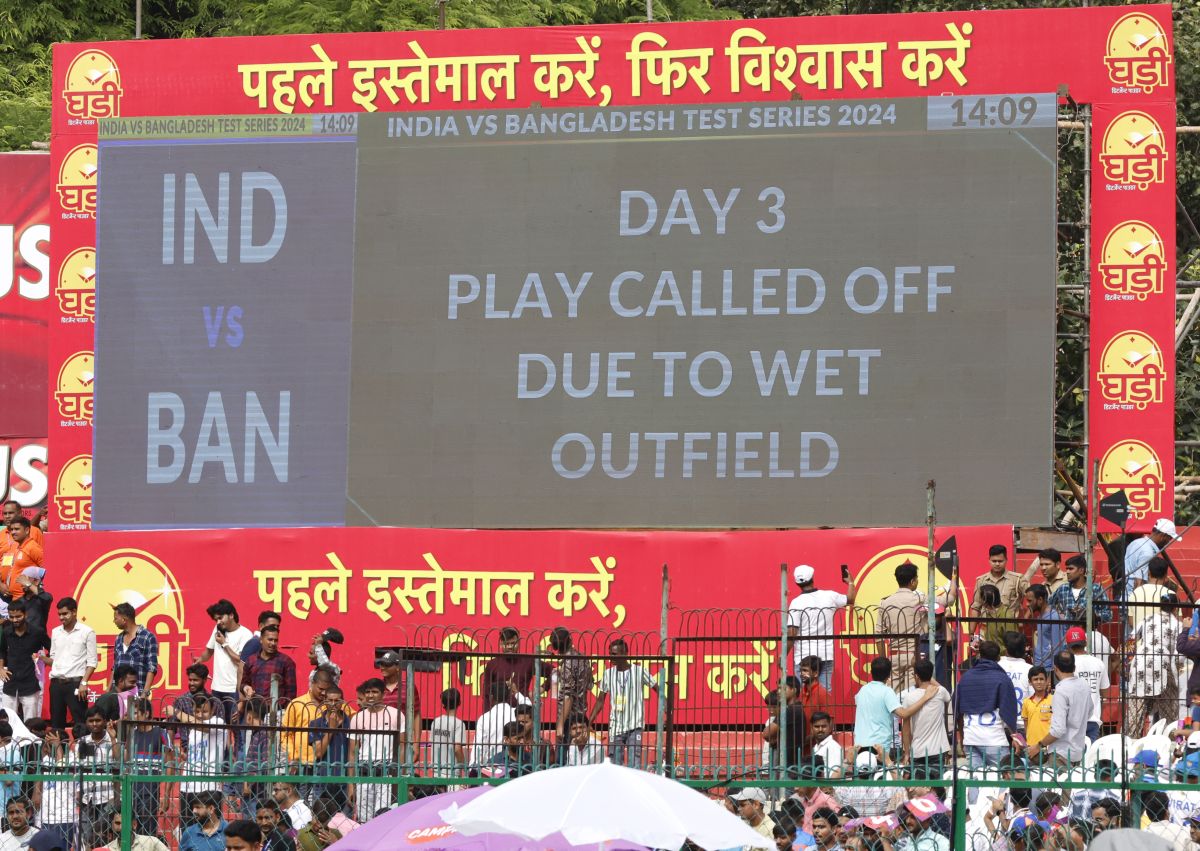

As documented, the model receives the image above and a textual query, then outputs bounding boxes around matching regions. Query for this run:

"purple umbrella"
[327,787,648,851]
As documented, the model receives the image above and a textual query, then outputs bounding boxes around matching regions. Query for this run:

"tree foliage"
[1,0,1196,521]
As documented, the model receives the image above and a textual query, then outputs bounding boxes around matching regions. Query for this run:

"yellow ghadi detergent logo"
[1098,440,1163,520]
[1098,221,1166,301]
[73,549,190,691]
[1097,331,1165,410]
[61,50,123,121]
[54,455,92,527]
[56,145,99,218]
[1099,111,1167,190]
[56,247,97,321]
[1104,13,1171,94]
[55,351,95,423]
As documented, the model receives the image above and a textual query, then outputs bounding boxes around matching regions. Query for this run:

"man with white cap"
[730,788,776,844]
[787,564,856,691]
[1123,517,1180,597]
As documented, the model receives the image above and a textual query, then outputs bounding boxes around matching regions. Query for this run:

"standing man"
[481,628,534,710]
[0,502,40,547]
[998,632,1033,734]
[240,612,282,664]
[588,638,657,767]
[0,601,50,719]
[954,640,1018,769]
[1065,627,1108,742]
[1025,585,1062,670]
[853,657,940,765]
[241,624,298,704]
[970,545,1028,617]
[347,677,401,824]
[112,602,159,692]
[0,518,42,602]
[787,564,856,691]
[549,627,593,753]
[1048,555,1112,625]
[48,596,96,734]
[901,659,952,780]
[1026,651,1091,768]
[377,652,421,765]
[1129,557,1171,631]
[878,563,948,692]
[193,600,253,721]
[1022,549,1066,597]
[1123,518,1179,597]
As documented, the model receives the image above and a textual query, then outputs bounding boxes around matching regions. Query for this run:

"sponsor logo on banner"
[54,454,92,527]
[1098,331,1164,410]
[56,247,97,321]
[1104,13,1171,94]
[55,351,95,423]
[1099,111,1168,190]
[56,145,98,218]
[73,548,189,690]
[845,544,964,685]
[1098,221,1166,301]
[61,50,123,122]
[1098,439,1162,520]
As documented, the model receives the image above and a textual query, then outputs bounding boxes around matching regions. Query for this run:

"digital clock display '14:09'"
[927,93,1057,130]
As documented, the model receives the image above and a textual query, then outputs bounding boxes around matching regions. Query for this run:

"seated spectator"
[272,783,312,833]
[891,800,949,851]
[837,752,898,818]
[1088,797,1124,831]
[484,720,532,778]
[255,800,295,851]
[809,807,841,851]
[93,665,139,722]
[1142,790,1190,847]
[807,711,844,779]
[296,796,358,851]
[790,784,840,835]
[0,797,38,851]
[565,714,603,766]
[224,819,265,851]
[730,788,775,844]
[103,811,168,851]
[771,824,792,851]
[179,792,226,851]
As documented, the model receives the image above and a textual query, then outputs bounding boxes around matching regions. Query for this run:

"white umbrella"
[442,761,773,850]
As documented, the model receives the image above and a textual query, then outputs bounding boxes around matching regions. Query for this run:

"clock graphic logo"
[1097,440,1163,520]
[1104,13,1171,95]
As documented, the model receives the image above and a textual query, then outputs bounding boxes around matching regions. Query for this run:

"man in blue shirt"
[853,657,940,764]
[180,792,226,851]
[1048,556,1111,624]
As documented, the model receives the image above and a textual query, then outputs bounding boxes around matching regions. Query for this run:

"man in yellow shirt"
[283,666,335,769]
[1021,665,1053,746]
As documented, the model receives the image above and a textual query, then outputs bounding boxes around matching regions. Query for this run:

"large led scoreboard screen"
[91,94,1057,529]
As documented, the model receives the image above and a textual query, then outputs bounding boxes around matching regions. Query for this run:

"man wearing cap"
[787,565,856,692]
[1170,752,1200,827]
[1065,627,1108,742]
[731,788,776,845]
[969,545,1027,618]
[1124,518,1179,598]
[377,651,421,765]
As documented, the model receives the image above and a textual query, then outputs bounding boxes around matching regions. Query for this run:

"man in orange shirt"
[0,501,41,548]
[1,517,44,601]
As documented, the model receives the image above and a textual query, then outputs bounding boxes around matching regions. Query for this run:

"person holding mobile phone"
[787,564,857,692]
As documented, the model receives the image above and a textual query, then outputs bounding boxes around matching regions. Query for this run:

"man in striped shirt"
[587,639,657,768]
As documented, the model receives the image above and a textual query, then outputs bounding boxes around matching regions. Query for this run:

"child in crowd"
[429,688,467,780]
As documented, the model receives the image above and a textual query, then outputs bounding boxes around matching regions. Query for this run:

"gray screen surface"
[92,98,1056,529]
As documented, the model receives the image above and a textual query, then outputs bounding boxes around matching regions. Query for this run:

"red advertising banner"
[1091,95,1177,530]
[44,5,1176,712]
[0,152,50,513]
[52,524,1008,718]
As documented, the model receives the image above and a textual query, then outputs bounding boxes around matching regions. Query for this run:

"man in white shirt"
[48,597,97,734]
[271,783,312,832]
[902,659,952,779]
[808,712,844,779]
[998,633,1033,733]
[192,599,253,721]
[1130,557,1172,630]
[1066,627,1109,742]
[0,797,38,851]
[471,681,528,768]
[787,564,856,691]
[565,714,603,766]
[348,677,402,823]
